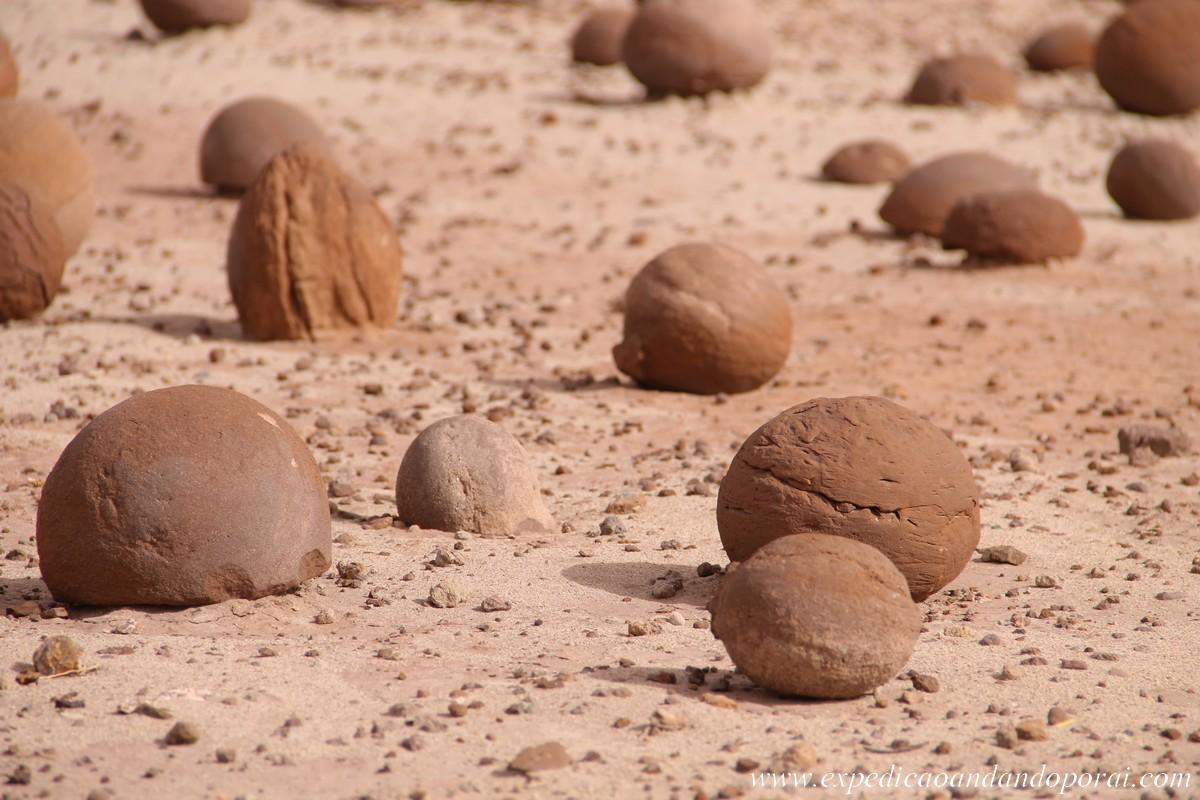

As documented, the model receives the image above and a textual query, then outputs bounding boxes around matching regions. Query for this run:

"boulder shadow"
[88,312,242,342]
[561,561,717,608]
[586,664,849,710]
[126,185,225,201]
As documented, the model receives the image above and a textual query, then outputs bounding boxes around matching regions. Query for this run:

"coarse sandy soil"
[2,0,1200,798]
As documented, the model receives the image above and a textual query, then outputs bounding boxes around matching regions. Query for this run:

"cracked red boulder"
[612,242,792,395]
[709,534,921,698]
[0,182,67,322]
[716,396,980,601]
[36,385,331,607]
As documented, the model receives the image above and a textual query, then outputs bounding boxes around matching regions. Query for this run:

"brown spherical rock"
[621,0,771,97]
[879,151,1037,236]
[0,182,67,322]
[0,34,17,98]
[36,385,331,607]
[941,190,1084,263]
[820,140,911,185]
[716,396,981,601]
[200,97,329,193]
[613,242,792,395]
[709,534,921,698]
[226,145,402,341]
[1105,139,1200,220]
[138,0,252,33]
[395,415,554,537]
[0,98,94,255]
[906,54,1017,106]
[571,7,635,66]
[1023,23,1095,72]
[1095,0,1200,116]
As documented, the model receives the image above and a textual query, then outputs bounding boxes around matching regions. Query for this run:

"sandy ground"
[2,0,1200,797]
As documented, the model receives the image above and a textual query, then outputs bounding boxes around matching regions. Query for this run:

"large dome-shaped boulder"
[905,54,1017,106]
[1094,0,1200,116]
[0,182,67,322]
[0,99,94,255]
[821,140,911,185]
[1105,138,1200,220]
[395,415,554,536]
[716,396,981,602]
[226,145,403,341]
[200,97,329,193]
[621,0,771,96]
[36,385,331,607]
[941,189,1084,263]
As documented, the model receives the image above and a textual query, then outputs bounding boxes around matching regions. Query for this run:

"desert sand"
[1,0,1199,798]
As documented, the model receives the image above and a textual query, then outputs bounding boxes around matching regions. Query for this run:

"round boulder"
[1023,23,1095,72]
[716,396,981,601]
[0,182,67,322]
[395,415,554,536]
[709,534,921,698]
[571,7,635,66]
[0,98,94,255]
[1095,0,1200,116]
[621,0,771,96]
[0,34,17,97]
[879,151,1036,236]
[941,189,1084,263]
[226,145,403,341]
[906,54,1017,106]
[820,140,911,185]
[200,97,329,193]
[612,242,792,395]
[36,385,331,607]
[139,0,252,33]
[1105,138,1200,220]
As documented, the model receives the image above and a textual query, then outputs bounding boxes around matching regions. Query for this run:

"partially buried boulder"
[820,140,911,185]
[226,145,403,340]
[941,190,1084,263]
[139,0,252,33]
[1105,139,1200,220]
[906,54,1017,106]
[1023,23,1095,72]
[395,415,554,537]
[879,151,1036,236]
[0,182,67,322]
[200,97,329,193]
[570,7,635,66]
[36,385,331,607]
[621,0,771,96]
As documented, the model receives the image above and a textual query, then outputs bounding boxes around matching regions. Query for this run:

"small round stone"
[1023,23,1095,72]
[621,0,771,96]
[226,145,403,340]
[0,34,17,98]
[395,415,554,537]
[716,396,981,601]
[33,636,83,676]
[139,0,252,33]
[1105,139,1200,221]
[879,151,1036,237]
[1095,0,1200,116]
[0,98,94,255]
[200,97,329,193]
[36,385,332,607]
[612,242,792,395]
[941,190,1084,263]
[570,7,635,67]
[709,534,921,699]
[0,182,67,322]
[820,140,911,185]
[906,54,1017,106]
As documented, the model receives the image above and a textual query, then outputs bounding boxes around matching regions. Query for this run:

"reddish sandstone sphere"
[200,97,330,193]
[36,385,332,607]
[716,396,981,601]
[621,0,772,96]
[1106,139,1200,220]
[139,0,252,33]
[0,34,17,97]
[613,242,792,395]
[0,182,67,322]
[941,190,1085,263]
[1095,0,1200,116]
[709,534,921,698]
[906,54,1017,106]
[571,7,635,66]
[1023,23,1095,72]
[879,152,1037,237]
[821,140,911,185]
